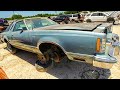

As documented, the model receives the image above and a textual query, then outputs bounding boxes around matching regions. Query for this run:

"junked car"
[84,12,120,24]
[0,17,120,72]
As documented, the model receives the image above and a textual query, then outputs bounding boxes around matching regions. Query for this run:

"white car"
[67,14,78,21]
[84,12,119,24]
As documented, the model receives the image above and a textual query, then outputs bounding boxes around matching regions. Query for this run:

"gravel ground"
[0,25,120,79]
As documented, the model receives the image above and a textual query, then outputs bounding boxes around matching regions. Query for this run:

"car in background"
[67,14,78,21]
[66,14,85,23]
[84,12,119,24]
[52,15,70,24]
[0,18,9,33]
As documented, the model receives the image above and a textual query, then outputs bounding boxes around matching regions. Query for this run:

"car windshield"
[25,18,58,30]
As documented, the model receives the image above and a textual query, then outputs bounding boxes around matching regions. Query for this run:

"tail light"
[96,38,106,53]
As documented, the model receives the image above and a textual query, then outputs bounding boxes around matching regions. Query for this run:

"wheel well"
[4,39,8,43]
[39,43,66,58]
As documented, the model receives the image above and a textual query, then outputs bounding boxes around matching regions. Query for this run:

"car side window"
[91,13,99,16]
[99,13,106,16]
[59,16,64,18]
[13,21,27,32]
[73,14,78,17]
[67,15,72,17]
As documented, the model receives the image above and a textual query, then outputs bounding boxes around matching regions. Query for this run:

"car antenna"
[13,11,15,22]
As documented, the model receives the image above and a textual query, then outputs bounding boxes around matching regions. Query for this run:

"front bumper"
[93,42,120,69]
[66,42,120,69]
[93,54,117,69]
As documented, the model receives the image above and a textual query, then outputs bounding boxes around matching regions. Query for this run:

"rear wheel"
[86,19,92,23]
[6,41,17,54]
[107,17,115,23]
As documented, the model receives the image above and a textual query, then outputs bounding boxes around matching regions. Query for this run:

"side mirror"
[20,29,24,34]
[19,27,27,34]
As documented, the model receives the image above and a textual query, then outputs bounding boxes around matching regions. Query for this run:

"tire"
[35,59,53,72]
[35,48,61,72]
[107,17,115,23]
[86,19,92,23]
[6,41,17,54]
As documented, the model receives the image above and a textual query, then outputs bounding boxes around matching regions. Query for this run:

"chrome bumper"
[93,41,120,69]
[66,41,120,69]
[66,43,120,69]
[93,55,117,69]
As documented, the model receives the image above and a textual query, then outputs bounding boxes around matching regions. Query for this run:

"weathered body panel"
[1,19,119,69]
[28,30,105,55]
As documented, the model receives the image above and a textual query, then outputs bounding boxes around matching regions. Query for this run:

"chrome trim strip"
[10,42,42,54]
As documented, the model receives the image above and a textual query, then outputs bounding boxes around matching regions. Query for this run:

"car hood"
[33,23,102,31]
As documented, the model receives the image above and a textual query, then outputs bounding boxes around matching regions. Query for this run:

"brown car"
[0,18,9,33]
[0,26,5,32]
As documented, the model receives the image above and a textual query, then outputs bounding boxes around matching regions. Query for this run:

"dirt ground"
[0,25,120,79]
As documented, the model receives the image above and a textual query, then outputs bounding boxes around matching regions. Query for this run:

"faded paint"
[1,18,120,69]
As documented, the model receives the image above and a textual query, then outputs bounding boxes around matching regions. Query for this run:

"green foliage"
[11,14,23,20]
[64,11,80,14]
[59,12,64,15]
[35,13,57,17]
[5,18,13,20]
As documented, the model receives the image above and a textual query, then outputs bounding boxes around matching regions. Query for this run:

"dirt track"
[0,25,120,79]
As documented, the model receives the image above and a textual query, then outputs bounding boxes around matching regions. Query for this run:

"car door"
[90,13,99,21]
[98,13,107,21]
[10,20,31,48]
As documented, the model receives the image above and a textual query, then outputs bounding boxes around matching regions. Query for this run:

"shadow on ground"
[9,49,111,79]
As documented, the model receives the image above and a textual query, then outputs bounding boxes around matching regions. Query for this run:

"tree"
[59,12,64,15]
[11,14,23,20]
[64,11,80,14]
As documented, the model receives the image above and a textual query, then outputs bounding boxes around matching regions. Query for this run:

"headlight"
[101,38,106,52]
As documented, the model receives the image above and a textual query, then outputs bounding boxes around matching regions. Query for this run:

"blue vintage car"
[0,18,120,72]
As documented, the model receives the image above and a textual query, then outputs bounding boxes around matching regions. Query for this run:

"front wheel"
[35,59,53,72]
[36,48,61,72]
[6,41,17,54]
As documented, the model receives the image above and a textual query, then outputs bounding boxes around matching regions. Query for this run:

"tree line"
[5,11,93,20]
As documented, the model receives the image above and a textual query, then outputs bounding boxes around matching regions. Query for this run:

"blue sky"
[0,11,64,18]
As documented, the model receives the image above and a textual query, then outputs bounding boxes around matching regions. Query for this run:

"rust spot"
[0,68,8,79]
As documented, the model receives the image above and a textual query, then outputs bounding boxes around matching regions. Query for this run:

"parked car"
[67,14,84,23]
[0,18,120,72]
[52,15,70,24]
[67,14,78,21]
[0,18,9,33]
[84,12,119,24]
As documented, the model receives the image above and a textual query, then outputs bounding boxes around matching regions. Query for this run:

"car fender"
[2,35,9,43]
[37,37,67,53]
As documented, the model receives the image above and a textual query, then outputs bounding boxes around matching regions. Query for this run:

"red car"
[0,18,9,33]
